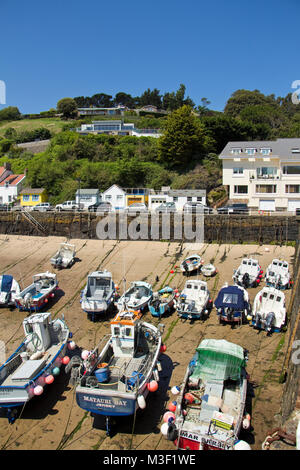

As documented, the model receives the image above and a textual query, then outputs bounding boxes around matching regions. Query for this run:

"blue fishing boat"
[214,284,251,324]
[0,312,71,423]
[148,286,175,317]
[15,272,58,312]
[72,308,164,436]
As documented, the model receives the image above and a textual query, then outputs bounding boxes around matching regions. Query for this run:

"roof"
[75,188,99,195]
[219,138,300,162]
[214,285,248,310]
[0,174,26,187]
[197,339,245,361]
[20,188,46,194]
[102,184,126,195]
[168,189,206,197]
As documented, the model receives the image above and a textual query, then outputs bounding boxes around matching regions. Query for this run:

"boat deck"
[95,353,147,392]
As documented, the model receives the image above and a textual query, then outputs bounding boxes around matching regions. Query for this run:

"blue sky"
[0,0,299,114]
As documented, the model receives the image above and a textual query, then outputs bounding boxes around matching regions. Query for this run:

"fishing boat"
[50,242,76,269]
[163,338,250,450]
[250,286,286,333]
[180,255,203,275]
[80,270,116,321]
[148,286,175,318]
[0,275,21,308]
[214,284,251,324]
[201,264,217,277]
[116,281,153,312]
[72,308,164,436]
[15,272,58,312]
[233,258,263,288]
[265,259,292,290]
[0,312,71,423]
[176,280,212,321]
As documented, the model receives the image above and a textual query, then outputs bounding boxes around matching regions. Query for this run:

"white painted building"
[75,188,101,209]
[0,173,26,204]
[101,184,126,211]
[148,187,206,211]
[219,138,300,212]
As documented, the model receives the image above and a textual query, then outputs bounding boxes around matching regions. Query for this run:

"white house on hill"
[101,184,126,211]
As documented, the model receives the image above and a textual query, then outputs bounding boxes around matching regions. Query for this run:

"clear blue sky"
[1,0,299,114]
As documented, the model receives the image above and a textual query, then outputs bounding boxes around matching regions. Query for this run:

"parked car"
[155,202,177,213]
[55,200,82,211]
[32,202,53,212]
[296,208,300,216]
[125,203,148,214]
[183,202,213,214]
[0,204,10,212]
[88,202,112,213]
[217,203,249,214]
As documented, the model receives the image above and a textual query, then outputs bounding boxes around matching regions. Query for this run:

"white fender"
[137,394,146,409]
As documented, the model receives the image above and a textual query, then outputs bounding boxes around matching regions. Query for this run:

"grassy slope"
[0,117,66,137]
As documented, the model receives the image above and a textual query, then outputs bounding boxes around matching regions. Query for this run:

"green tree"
[57,98,78,119]
[157,105,213,170]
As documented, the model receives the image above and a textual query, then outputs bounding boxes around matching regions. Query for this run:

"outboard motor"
[187,300,195,312]
[254,312,261,329]
[275,275,282,290]
[225,307,234,321]
[183,261,189,274]
[264,312,275,333]
[242,272,250,288]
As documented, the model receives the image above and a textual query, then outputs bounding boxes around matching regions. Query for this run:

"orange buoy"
[168,401,177,412]
[163,411,175,423]
[184,393,194,404]
[147,380,158,392]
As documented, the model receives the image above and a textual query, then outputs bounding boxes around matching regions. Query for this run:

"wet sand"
[0,235,295,450]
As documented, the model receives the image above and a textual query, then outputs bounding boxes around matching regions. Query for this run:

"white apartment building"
[219,138,300,212]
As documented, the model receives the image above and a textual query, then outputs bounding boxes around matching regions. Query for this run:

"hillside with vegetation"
[0,87,299,205]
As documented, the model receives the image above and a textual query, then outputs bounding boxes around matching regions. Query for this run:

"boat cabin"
[110,310,142,357]
[86,271,113,299]
[23,312,52,353]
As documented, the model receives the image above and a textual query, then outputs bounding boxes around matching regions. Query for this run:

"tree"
[139,88,162,108]
[0,106,21,121]
[157,105,213,170]
[162,84,195,111]
[114,92,136,108]
[224,89,277,117]
[57,98,78,119]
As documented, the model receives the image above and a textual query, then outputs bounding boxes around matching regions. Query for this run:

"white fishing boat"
[0,312,71,423]
[176,280,212,320]
[233,258,263,288]
[116,281,153,312]
[15,272,58,312]
[0,275,21,308]
[201,264,217,277]
[265,259,292,290]
[80,270,116,321]
[50,243,76,269]
[250,286,286,333]
[180,255,203,274]
[162,339,251,450]
[72,308,164,436]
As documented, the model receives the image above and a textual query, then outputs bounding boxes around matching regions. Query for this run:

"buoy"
[160,422,169,436]
[247,315,252,322]
[234,440,251,450]
[62,356,70,365]
[168,401,177,412]
[174,288,179,293]
[81,350,90,360]
[45,298,48,303]
[242,418,250,429]
[68,341,76,350]
[171,385,180,395]
[33,385,43,396]
[51,293,55,298]
[137,395,146,409]
[52,367,60,376]
[147,380,158,392]
[163,411,175,423]
[160,344,167,353]
[45,374,54,385]
[184,393,194,404]
[37,376,45,386]
[170,270,174,274]
[115,284,119,290]
[28,387,35,398]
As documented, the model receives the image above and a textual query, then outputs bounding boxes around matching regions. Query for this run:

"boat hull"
[76,387,142,416]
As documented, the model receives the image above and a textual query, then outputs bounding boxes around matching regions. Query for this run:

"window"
[245,148,256,155]
[116,195,123,200]
[257,167,277,177]
[286,185,300,193]
[187,197,192,201]
[105,195,112,200]
[234,185,248,194]
[23,195,30,201]
[233,167,244,175]
[231,148,241,155]
[114,327,120,336]
[196,196,202,202]
[222,293,238,304]
[283,166,300,175]
[256,185,277,193]
[32,195,39,201]
[292,148,300,153]
[260,148,271,155]
[173,196,178,202]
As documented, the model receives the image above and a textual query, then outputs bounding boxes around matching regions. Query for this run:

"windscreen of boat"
[191,339,245,382]
[214,287,246,310]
